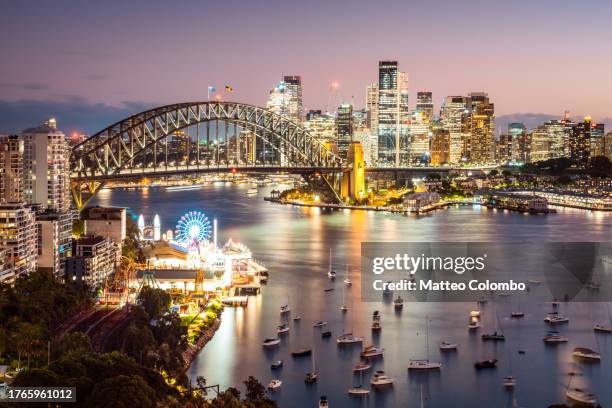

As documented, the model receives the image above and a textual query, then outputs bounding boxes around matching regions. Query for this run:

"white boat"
[246,187,258,195]
[280,304,290,314]
[277,324,290,334]
[544,314,569,324]
[337,333,364,344]
[318,396,329,408]
[468,321,480,330]
[343,264,352,285]
[511,311,525,318]
[341,305,348,312]
[503,375,517,388]
[262,338,280,347]
[313,321,328,328]
[293,315,302,321]
[353,362,372,372]
[165,184,203,191]
[305,348,318,384]
[566,388,597,405]
[328,248,337,279]
[543,331,568,343]
[409,317,442,370]
[572,347,601,362]
[360,345,384,358]
[370,370,394,387]
[439,341,458,351]
[593,324,612,333]
[267,379,282,390]
[348,386,370,396]
[270,360,283,369]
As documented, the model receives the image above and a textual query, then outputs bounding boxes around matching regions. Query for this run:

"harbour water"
[93,183,612,407]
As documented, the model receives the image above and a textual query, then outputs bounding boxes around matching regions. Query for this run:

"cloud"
[0,98,155,134]
[0,82,48,91]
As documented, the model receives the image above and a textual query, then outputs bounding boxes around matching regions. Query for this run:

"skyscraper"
[570,117,592,166]
[529,119,569,163]
[464,92,495,164]
[282,75,304,122]
[416,91,434,122]
[366,83,379,132]
[429,123,450,166]
[0,135,25,204]
[508,123,528,163]
[336,104,354,159]
[377,61,409,166]
[0,202,37,284]
[440,96,468,164]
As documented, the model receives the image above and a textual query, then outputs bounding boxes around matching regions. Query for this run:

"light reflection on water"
[93,184,611,407]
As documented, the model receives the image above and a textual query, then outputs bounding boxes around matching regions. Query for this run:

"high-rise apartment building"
[604,132,612,160]
[21,123,71,213]
[529,119,568,163]
[440,96,468,164]
[416,92,434,122]
[464,92,495,164]
[0,135,25,204]
[283,75,304,122]
[377,61,409,165]
[508,123,528,163]
[570,117,592,166]
[429,124,450,166]
[67,235,119,288]
[304,110,337,144]
[496,132,513,164]
[591,122,605,157]
[336,104,354,159]
[366,83,379,134]
[0,203,37,284]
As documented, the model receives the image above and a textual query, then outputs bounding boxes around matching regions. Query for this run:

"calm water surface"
[93,184,612,408]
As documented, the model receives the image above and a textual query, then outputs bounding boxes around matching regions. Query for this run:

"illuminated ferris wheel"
[174,211,212,246]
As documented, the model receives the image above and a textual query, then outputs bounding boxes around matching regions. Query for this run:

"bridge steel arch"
[70,101,345,208]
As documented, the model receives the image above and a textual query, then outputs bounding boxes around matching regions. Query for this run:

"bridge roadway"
[71,163,496,182]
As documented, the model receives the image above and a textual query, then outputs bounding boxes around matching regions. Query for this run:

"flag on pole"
[225,85,234,93]
[208,86,216,93]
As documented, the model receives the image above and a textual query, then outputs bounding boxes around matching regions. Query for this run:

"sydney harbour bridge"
[70,101,490,209]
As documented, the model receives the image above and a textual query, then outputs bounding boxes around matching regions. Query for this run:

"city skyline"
[2,0,612,134]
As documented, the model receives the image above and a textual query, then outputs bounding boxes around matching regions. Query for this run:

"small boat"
[328,249,337,279]
[262,338,280,347]
[439,341,458,351]
[503,375,517,388]
[336,333,364,344]
[393,296,404,310]
[267,379,282,390]
[318,396,329,408]
[313,321,327,328]
[572,347,601,362]
[566,388,597,406]
[305,349,318,384]
[544,314,569,324]
[468,321,480,330]
[280,304,290,314]
[340,305,348,312]
[291,348,312,357]
[360,346,384,358]
[328,270,337,279]
[370,371,394,387]
[321,330,332,338]
[344,278,352,285]
[409,317,442,370]
[246,187,258,195]
[348,386,370,396]
[293,315,302,321]
[518,350,526,355]
[511,311,525,318]
[324,288,334,292]
[482,332,505,341]
[277,324,290,334]
[474,359,497,369]
[594,324,612,333]
[353,362,372,372]
[271,360,283,369]
[543,331,568,343]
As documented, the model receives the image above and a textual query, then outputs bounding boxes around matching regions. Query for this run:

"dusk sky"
[1,0,612,132]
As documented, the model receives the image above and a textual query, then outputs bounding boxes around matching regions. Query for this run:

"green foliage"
[122,216,141,261]
[488,169,499,176]
[137,286,172,320]
[86,375,157,408]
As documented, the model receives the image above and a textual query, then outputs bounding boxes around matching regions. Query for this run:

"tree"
[243,376,266,401]
[488,169,499,176]
[138,287,172,320]
[86,375,157,408]
[14,322,45,368]
[589,155,611,174]
[53,331,92,359]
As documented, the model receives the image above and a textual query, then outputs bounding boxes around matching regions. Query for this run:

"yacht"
[343,265,352,285]
[474,359,497,369]
[270,360,283,369]
[511,311,525,318]
[360,346,384,358]
[277,324,290,334]
[572,348,601,362]
[468,321,480,330]
[336,333,364,344]
[544,314,569,324]
[347,386,370,396]
[327,248,337,279]
[280,304,290,314]
[291,348,312,357]
[439,341,458,351]
[503,375,517,388]
[393,296,404,310]
[482,332,505,341]
[370,371,394,387]
[341,305,348,312]
[353,362,372,372]
[318,396,329,408]
[305,349,318,384]
[566,388,597,406]
[293,315,302,321]
[408,360,442,370]
[594,324,612,333]
[313,321,328,328]
[321,330,332,338]
[267,379,282,390]
[543,331,568,343]
[262,338,280,347]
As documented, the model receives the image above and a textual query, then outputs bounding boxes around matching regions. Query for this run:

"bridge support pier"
[340,142,366,202]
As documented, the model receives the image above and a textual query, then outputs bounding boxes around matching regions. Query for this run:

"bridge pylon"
[340,142,366,202]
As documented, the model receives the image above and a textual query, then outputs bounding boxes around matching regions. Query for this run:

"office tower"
[336,104,354,159]
[304,110,337,144]
[429,123,450,165]
[377,61,409,166]
[416,91,434,122]
[409,111,431,164]
[0,203,37,284]
[463,92,495,164]
[570,117,592,166]
[0,135,25,203]
[440,96,468,164]
[283,75,304,122]
[591,122,605,157]
[604,132,612,159]
[21,122,71,213]
[496,132,513,164]
[507,123,528,163]
[529,119,569,163]
[366,83,379,133]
